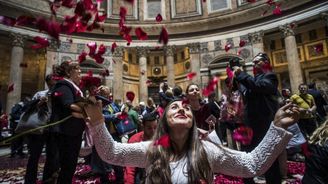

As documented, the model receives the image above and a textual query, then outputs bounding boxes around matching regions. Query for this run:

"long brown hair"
[309,120,328,146]
[145,99,213,183]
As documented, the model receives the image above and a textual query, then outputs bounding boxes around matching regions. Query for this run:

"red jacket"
[124,132,144,184]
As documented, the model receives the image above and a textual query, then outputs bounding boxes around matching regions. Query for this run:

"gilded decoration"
[272,46,304,66]
[304,40,328,61]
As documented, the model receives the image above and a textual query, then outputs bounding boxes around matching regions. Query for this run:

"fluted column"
[248,31,264,56]
[164,45,175,87]
[112,46,124,102]
[187,43,201,84]
[279,23,303,93]
[137,47,149,103]
[6,33,25,113]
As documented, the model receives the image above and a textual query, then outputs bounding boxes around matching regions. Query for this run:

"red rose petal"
[158,27,169,45]
[78,51,87,63]
[87,42,97,57]
[135,27,148,40]
[232,126,253,145]
[273,4,282,15]
[314,44,323,53]
[202,77,219,97]
[111,42,117,53]
[118,112,128,120]
[156,14,163,22]
[154,134,170,148]
[186,72,197,80]
[239,40,246,47]
[7,83,14,93]
[225,44,232,52]
[146,79,152,86]
[126,91,135,102]
[97,44,107,55]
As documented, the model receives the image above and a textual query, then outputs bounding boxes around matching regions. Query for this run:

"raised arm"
[204,123,292,177]
[90,123,150,168]
[205,102,298,177]
[236,71,278,94]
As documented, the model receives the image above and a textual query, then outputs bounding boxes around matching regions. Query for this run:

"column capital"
[10,33,26,47]
[279,23,297,37]
[321,12,328,27]
[47,39,59,51]
[113,46,124,57]
[136,46,149,57]
[187,42,200,54]
[164,45,176,56]
[248,31,264,44]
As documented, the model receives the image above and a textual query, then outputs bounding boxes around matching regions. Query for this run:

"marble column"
[6,33,25,113]
[112,46,124,102]
[164,45,175,87]
[45,39,59,76]
[279,23,303,93]
[187,43,201,84]
[137,46,149,103]
[248,31,264,56]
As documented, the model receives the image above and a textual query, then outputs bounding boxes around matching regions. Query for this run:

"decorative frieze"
[214,40,222,51]
[248,31,264,44]
[48,39,59,51]
[113,46,124,57]
[59,42,71,52]
[188,42,201,54]
[136,46,149,57]
[200,42,209,53]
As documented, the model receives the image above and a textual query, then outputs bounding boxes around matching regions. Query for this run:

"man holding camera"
[233,53,281,184]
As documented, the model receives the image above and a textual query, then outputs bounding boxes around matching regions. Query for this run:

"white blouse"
[90,123,292,183]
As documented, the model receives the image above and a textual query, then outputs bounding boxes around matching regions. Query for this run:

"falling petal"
[94,54,105,64]
[186,72,197,80]
[95,13,107,22]
[78,51,87,63]
[16,16,36,26]
[7,83,14,93]
[154,134,170,148]
[158,27,169,45]
[140,70,146,75]
[237,49,242,56]
[119,7,127,19]
[126,91,135,102]
[239,40,246,47]
[273,4,282,15]
[224,44,232,52]
[74,1,85,16]
[111,42,117,53]
[30,36,50,49]
[266,0,275,6]
[0,16,16,26]
[135,27,148,40]
[47,20,61,40]
[232,126,253,145]
[202,77,219,97]
[97,44,107,55]
[146,79,152,86]
[156,14,163,22]
[87,42,97,57]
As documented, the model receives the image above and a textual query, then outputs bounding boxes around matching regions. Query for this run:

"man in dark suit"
[233,53,281,184]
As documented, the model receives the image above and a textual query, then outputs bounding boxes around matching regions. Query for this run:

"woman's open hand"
[71,96,104,127]
[273,102,300,129]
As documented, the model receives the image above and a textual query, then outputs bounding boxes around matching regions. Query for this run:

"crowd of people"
[0,52,327,184]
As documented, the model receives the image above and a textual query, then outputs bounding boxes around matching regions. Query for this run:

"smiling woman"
[70,97,300,184]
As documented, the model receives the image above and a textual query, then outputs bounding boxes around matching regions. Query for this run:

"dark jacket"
[308,88,327,118]
[236,71,279,143]
[50,80,85,136]
[302,142,328,184]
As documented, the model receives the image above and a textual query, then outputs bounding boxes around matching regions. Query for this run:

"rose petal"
[154,134,170,148]
[126,91,135,102]
[273,4,282,15]
[156,14,163,22]
[7,83,14,93]
[186,72,197,80]
[135,27,148,40]
[111,42,117,53]
[87,42,97,57]
[225,44,232,52]
[78,51,87,63]
[239,40,246,47]
[158,27,169,45]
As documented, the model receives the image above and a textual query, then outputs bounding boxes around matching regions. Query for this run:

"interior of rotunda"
[0,0,328,184]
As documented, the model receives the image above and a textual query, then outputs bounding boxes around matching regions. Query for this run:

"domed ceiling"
[0,0,319,42]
